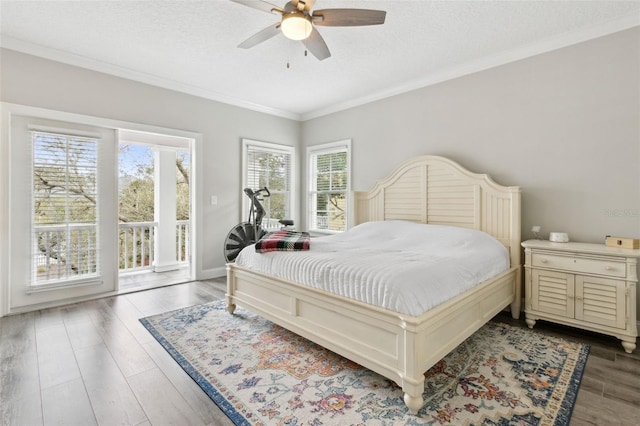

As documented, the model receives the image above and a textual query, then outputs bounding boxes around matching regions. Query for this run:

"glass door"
[8,115,118,311]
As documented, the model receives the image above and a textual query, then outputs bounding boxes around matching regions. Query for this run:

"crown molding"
[2,9,638,123]
[0,36,302,121]
[301,12,640,121]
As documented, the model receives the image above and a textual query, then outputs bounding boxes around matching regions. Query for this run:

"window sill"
[26,278,103,294]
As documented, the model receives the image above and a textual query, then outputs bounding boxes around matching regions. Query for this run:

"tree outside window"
[243,140,294,230]
[308,140,351,232]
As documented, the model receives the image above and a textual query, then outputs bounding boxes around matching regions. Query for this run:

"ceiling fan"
[230,0,386,61]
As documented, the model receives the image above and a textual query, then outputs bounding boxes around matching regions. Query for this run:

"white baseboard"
[198,266,227,281]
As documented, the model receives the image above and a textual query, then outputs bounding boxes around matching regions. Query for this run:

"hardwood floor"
[495,313,640,426]
[118,267,192,292]
[1,279,639,425]
[1,278,233,426]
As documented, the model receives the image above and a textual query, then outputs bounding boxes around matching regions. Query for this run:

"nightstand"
[522,240,639,353]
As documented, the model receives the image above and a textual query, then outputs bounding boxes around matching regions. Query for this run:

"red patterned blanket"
[255,230,310,253]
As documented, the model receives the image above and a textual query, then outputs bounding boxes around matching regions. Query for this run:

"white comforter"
[235,220,510,316]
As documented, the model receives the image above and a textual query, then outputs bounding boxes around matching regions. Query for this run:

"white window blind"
[308,140,350,232]
[243,140,294,231]
[31,131,100,285]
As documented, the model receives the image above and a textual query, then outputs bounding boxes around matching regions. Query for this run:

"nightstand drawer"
[531,253,625,278]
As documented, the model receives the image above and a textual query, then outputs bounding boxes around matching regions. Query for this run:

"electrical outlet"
[210,195,218,206]
[531,225,541,233]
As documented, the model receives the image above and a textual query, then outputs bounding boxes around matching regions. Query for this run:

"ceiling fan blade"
[302,27,330,61]
[312,9,386,26]
[230,0,284,15]
[238,23,281,49]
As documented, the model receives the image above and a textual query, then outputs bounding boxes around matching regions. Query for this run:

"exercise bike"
[223,187,294,262]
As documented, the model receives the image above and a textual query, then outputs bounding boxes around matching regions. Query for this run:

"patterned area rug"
[140,301,588,425]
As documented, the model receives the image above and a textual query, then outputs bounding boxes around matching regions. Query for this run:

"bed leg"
[402,371,425,414]
[510,299,520,319]
[404,392,424,415]
[227,300,236,315]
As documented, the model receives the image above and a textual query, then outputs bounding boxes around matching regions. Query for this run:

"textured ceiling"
[1,1,639,120]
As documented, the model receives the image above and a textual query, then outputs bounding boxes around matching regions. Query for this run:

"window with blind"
[242,139,295,231]
[32,131,99,286]
[307,140,351,232]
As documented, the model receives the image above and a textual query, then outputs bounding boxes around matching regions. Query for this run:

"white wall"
[0,48,301,279]
[301,27,640,319]
[302,28,639,245]
[2,27,639,317]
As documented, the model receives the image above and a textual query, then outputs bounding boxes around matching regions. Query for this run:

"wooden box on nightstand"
[522,240,639,353]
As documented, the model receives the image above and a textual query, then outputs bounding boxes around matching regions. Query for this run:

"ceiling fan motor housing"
[281,11,313,40]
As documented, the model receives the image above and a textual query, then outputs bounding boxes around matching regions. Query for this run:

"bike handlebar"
[243,187,270,227]
[243,187,270,198]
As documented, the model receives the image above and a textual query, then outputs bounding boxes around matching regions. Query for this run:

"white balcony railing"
[175,220,189,263]
[33,221,190,280]
[119,221,157,271]
[119,220,190,273]
[33,223,98,283]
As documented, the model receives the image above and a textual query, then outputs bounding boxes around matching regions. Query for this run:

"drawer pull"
[540,258,548,264]
[605,266,612,271]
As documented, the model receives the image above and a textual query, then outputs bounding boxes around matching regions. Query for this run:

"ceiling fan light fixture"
[281,13,312,40]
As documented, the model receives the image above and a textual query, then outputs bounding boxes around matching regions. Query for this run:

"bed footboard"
[226,263,519,415]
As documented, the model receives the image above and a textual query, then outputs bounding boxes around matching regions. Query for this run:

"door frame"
[0,103,203,316]
[118,130,193,280]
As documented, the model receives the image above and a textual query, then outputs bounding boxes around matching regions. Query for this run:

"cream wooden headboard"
[353,155,522,267]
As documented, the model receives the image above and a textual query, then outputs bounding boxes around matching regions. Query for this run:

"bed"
[226,155,522,414]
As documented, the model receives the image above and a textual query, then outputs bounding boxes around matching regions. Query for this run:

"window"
[242,139,295,231]
[31,130,99,286]
[307,140,351,233]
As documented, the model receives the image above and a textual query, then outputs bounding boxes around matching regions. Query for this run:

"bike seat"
[279,219,294,226]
